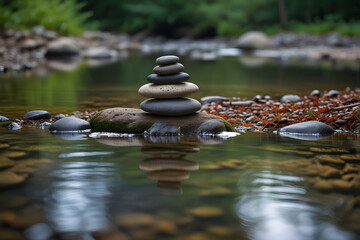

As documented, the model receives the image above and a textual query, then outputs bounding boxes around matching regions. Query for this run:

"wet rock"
[188,206,224,218]
[90,108,234,134]
[330,179,354,192]
[23,110,51,120]
[231,100,254,107]
[83,47,118,59]
[309,147,350,154]
[49,116,90,132]
[153,220,178,235]
[310,89,321,97]
[3,151,27,159]
[280,94,301,103]
[6,122,22,130]
[343,164,359,174]
[0,157,15,169]
[0,171,26,189]
[199,187,232,196]
[200,96,229,103]
[253,95,263,102]
[325,90,341,98]
[278,121,335,135]
[237,31,273,49]
[316,155,345,166]
[340,154,360,163]
[23,64,33,70]
[318,165,341,178]
[206,226,232,237]
[45,37,80,56]
[0,143,10,149]
[197,120,226,135]
[147,122,180,136]
[115,213,154,228]
[0,115,9,122]
[313,178,333,192]
[53,114,65,120]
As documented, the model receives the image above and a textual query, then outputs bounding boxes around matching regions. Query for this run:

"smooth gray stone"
[280,94,301,103]
[310,89,321,97]
[147,122,180,136]
[49,116,90,132]
[153,63,184,75]
[197,120,226,134]
[0,115,9,122]
[23,110,51,120]
[278,121,335,135]
[147,72,190,84]
[7,122,22,130]
[140,98,201,116]
[231,100,254,107]
[54,114,66,120]
[325,90,340,97]
[138,82,198,99]
[156,55,179,65]
[200,96,229,103]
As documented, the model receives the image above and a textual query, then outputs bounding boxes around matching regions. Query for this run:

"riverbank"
[1,88,359,135]
[1,28,360,73]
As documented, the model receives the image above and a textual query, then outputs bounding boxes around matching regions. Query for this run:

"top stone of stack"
[156,55,179,65]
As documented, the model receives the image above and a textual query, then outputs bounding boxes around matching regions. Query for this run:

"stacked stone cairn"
[139,55,201,116]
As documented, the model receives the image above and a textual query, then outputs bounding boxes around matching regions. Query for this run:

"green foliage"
[83,0,360,36]
[0,0,97,35]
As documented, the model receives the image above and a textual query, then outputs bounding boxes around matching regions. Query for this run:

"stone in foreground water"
[49,116,90,132]
[23,110,51,120]
[278,121,335,135]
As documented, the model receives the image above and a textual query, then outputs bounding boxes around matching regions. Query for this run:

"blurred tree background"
[1,0,360,36]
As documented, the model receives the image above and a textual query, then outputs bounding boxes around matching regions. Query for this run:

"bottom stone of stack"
[140,97,201,116]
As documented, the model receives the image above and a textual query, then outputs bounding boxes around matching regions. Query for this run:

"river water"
[0,56,359,240]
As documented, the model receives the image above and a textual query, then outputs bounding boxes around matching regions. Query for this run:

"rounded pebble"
[147,72,190,84]
[138,82,199,99]
[153,63,184,75]
[156,55,180,65]
[140,97,201,116]
[23,110,51,120]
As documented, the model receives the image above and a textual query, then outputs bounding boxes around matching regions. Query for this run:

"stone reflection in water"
[139,136,201,195]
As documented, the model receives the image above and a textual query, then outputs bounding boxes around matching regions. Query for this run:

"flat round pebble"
[200,96,229,103]
[153,63,184,75]
[147,170,190,181]
[0,115,9,122]
[0,171,26,189]
[188,206,224,218]
[147,72,190,84]
[278,121,335,135]
[0,157,15,169]
[138,82,199,98]
[156,55,179,65]
[140,97,201,116]
[49,116,90,132]
[23,110,51,120]
[280,94,301,103]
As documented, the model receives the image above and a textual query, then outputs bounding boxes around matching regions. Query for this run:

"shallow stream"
[0,56,359,240]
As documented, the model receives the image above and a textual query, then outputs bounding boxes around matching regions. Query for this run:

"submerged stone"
[188,206,224,218]
[90,107,235,134]
[278,121,335,135]
[197,120,226,134]
[49,116,90,132]
[6,122,22,130]
[140,158,199,171]
[23,110,51,120]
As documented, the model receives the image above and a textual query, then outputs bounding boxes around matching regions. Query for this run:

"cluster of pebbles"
[139,55,201,116]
